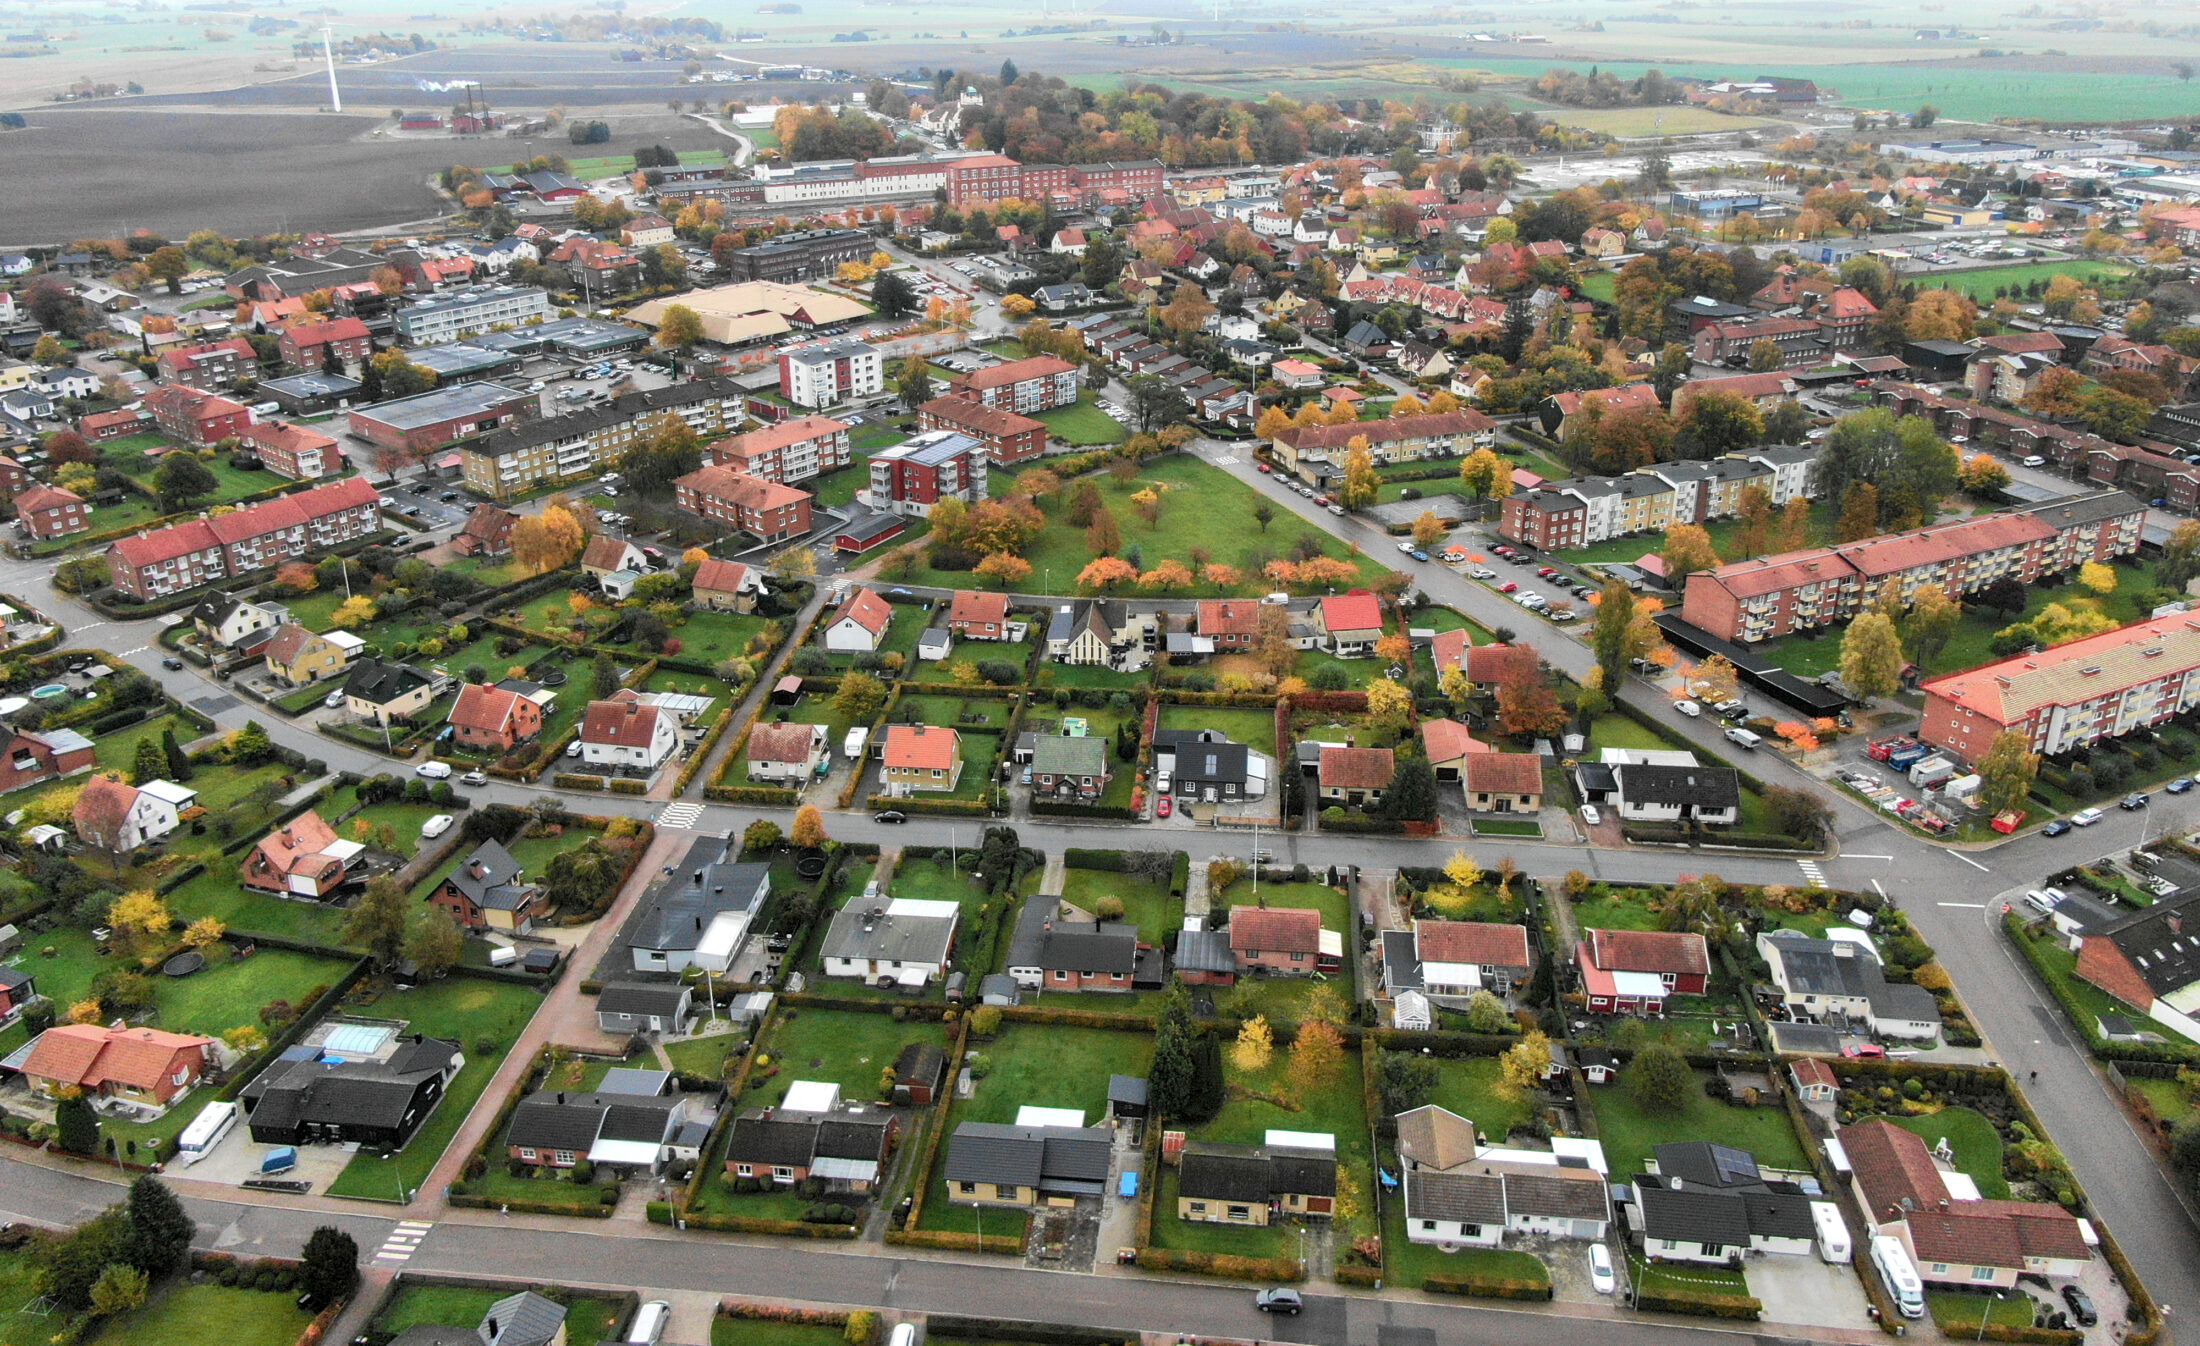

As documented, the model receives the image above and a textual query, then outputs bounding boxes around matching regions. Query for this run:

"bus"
[174,1101,238,1167]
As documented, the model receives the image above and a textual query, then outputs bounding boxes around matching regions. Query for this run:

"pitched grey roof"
[597,983,689,1018]
[445,839,539,913]
[1615,763,1741,809]
[1404,1169,1507,1224]
[344,658,436,705]
[2095,888,2200,997]
[1382,929,1423,993]
[1175,927,1236,975]
[632,836,770,953]
[479,1292,565,1346]
[942,1122,1111,1195]
[1030,734,1108,776]
[1007,897,1138,975]
[505,1089,679,1153]
[240,1036,458,1132]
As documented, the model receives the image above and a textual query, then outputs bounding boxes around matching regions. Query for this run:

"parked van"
[2023,889,2063,916]
[1811,1201,1852,1264]
[626,1301,670,1345]
[1261,592,1290,605]
[1724,727,1762,750]
[888,1325,917,1346]
[1870,1235,1926,1319]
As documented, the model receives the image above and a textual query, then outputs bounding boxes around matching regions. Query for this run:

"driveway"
[1742,1253,1876,1332]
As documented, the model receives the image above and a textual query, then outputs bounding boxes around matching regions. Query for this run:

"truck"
[1885,742,1933,771]
[1907,755,1956,788]
[1866,737,1916,762]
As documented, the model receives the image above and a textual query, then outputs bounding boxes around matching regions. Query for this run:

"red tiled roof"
[1464,643,1536,685]
[110,517,221,568]
[1430,628,1469,674]
[582,535,637,571]
[1700,548,1859,600]
[14,485,81,514]
[581,695,664,747]
[1198,599,1262,637]
[450,682,526,735]
[250,809,342,882]
[1318,745,1395,789]
[882,723,959,770]
[691,558,755,596]
[262,623,322,666]
[707,414,850,463]
[958,355,1076,390]
[1415,919,1530,969]
[833,587,894,637]
[1833,513,2055,577]
[1320,591,1383,635]
[949,589,1008,628]
[675,464,812,513]
[23,1024,210,1091]
[1790,1058,1837,1089]
[1418,718,1486,762]
[1463,752,1544,796]
[1230,905,1323,955]
[279,316,370,346]
[1583,928,1709,976]
[1551,385,1659,418]
[157,337,255,372]
[918,396,1046,440]
[240,419,338,458]
[747,720,821,765]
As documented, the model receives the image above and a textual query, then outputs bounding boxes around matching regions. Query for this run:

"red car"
[1496,581,1519,593]
[1841,1043,1886,1059]
[1156,795,1172,818]
[1256,462,1272,474]
[1312,494,1330,506]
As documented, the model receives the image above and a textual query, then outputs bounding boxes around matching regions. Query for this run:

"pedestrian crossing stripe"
[374,1222,433,1262]
[655,803,705,829]
[1797,860,1827,886]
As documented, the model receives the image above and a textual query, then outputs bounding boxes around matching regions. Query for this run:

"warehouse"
[347,381,540,457]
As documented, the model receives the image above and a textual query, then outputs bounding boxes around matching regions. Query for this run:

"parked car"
[2121,792,2150,810]
[1254,1290,1302,1316]
[420,814,454,839]
[1469,567,1497,580]
[1256,463,1271,474]
[2042,819,2073,837]
[1326,503,1345,516]
[415,761,451,779]
[2023,455,2047,467]
[566,739,584,758]
[1580,805,1601,826]
[1496,581,1518,593]
[1589,1243,1616,1295]
[2171,778,2195,794]
[1841,1042,1886,1059]
[1312,494,1330,506]
[2071,808,2105,827]
[1410,550,1429,562]
[161,658,184,671]
[460,770,489,786]
[323,690,345,708]
[1397,541,1418,555]
[1674,700,1701,717]
[874,810,908,824]
[2061,1286,2098,1328]
[1157,795,1172,818]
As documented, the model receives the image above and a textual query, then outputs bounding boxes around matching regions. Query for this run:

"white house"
[1756,929,1942,1040]
[579,691,680,774]
[819,896,959,988]
[1395,1106,1613,1249]
[72,776,195,854]
[823,588,894,653]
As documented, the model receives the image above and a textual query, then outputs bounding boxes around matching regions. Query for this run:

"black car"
[2061,1285,2097,1327]
[2042,819,2073,837]
[2120,792,2149,810]
[160,657,184,671]
[873,810,908,824]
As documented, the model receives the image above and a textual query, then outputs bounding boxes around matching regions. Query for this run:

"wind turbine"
[321,25,342,112]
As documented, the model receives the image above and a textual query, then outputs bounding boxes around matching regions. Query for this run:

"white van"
[888,1325,916,1346]
[626,1300,669,1345]
[1724,727,1763,750]
[175,1100,238,1166]
[1870,1234,1926,1319]
[1261,592,1290,605]
[414,760,452,779]
[2023,889,2063,916]
[1810,1201,1852,1264]
[420,813,454,839]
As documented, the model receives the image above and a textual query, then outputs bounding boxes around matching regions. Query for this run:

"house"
[451,505,519,559]
[579,690,680,774]
[1462,753,1543,813]
[12,485,88,541]
[881,724,963,793]
[893,1042,947,1105]
[1271,358,1323,391]
[1177,1137,1338,1224]
[596,983,696,1038]
[673,466,814,543]
[477,1293,568,1346]
[820,896,960,987]
[0,968,36,1023]
[506,1083,694,1174]
[943,1121,1113,1208]
[262,623,361,686]
[1612,763,1741,826]
[581,535,645,578]
[1152,728,1264,802]
[20,1024,214,1113]
[448,682,544,753]
[692,558,765,613]
[1229,905,1341,975]
[1395,1107,1613,1246]
[1045,599,1146,669]
[1539,384,1661,438]
[427,839,545,933]
[0,727,96,796]
[1841,1118,2091,1288]
[2071,887,2200,1045]
[240,1034,461,1148]
[949,590,1012,640]
[242,810,361,900]
[1418,718,1489,782]
[1384,920,1533,1002]
[1315,591,1384,657]
[71,773,191,855]
[1756,929,1941,1039]
[1625,1141,1818,1265]
[627,834,771,975]
[824,588,895,653]
[724,1103,897,1191]
[1317,746,1394,807]
[747,721,829,783]
[1005,895,1150,992]
[1195,600,1263,651]
[343,659,442,726]
[1789,1058,1839,1103]
[1574,928,1710,1015]
[190,592,282,652]
[1030,734,1110,799]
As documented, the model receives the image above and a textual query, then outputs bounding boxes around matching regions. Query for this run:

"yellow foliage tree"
[511,503,584,575]
[329,595,378,628]
[1365,676,1412,730]
[2077,561,2117,595]
[1232,1015,1275,1072]
[108,890,171,947]
[1500,1030,1552,1096]
[181,917,225,949]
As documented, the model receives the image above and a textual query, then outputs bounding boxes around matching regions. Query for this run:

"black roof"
[894,1041,945,1086]
[1656,1142,1763,1190]
[1614,763,1741,809]
[466,378,740,461]
[1634,1182,1752,1245]
[1005,897,1138,976]
[727,1113,818,1166]
[444,839,537,913]
[505,1089,679,1152]
[1164,738,1249,787]
[1382,929,1423,993]
[2099,887,2200,996]
[942,1122,1111,1194]
[1178,1140,1337,1202]
[240,1036,458,1132]
[1403,1169,1506,1224]
[597,982,689,1017]
[1176,928,1236,975]
[632,836,770,953]
[1107,1074,1148,1106]
[343,658,435,705]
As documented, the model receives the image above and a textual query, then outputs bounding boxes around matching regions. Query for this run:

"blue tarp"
[1118,1170,1139,1198]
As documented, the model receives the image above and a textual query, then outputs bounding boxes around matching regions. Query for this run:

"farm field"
[1919,260,2135,302]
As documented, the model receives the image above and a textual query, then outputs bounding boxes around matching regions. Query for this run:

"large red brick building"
[275,316,372,369]
[672,464,813,542]
[107,476,381,599]
[916,396,1047,466]
[239,420,338,479]
[703,415,851,484]
[865,430,986,518]
[12,485,89,541]
[155,337,256,389]
[144,385,253,447]
[1920,611,2200,765]
[945,355,1079,416]
[941,156,1162,209]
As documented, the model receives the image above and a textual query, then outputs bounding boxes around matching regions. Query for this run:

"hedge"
[1632,1287,1762,1319]
[882,1229,1023,1254]
[706,782,801,806]
[1332,1266,1382,1288]
[1422,1272,1553,1301]
[1319,814,1406,834]
[865,793,993,817]
[554,772,607,791]
[921,1316,1134,1346]
[678,1211,858,1237]
[608,779,648,794]
[1029,799,1135,820]
[448,1189,615,1218]
[671,701,738,797]
[1967,1327,2083,1345]
[1131,1248,1300,1282]
[1062,848,1124,870]
[646,1200,674,1225]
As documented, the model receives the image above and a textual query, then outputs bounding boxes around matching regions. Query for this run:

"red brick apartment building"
[672,464,813,542]
[77,409,152,443]
[1679,491,2144,643]
[275,317,372,369]
[1875,382,2200,513]
[916,396,1048,465]
[155,338,256,389]
[12,485,88,540]
[945,356,1080,416]
[866,431,986,518]
[703,415,851,484]
[239,420,337,479]
[145,385,252,447]
[107,477,380,599]
[941,156,1162,208]
[1919,611,2200,764]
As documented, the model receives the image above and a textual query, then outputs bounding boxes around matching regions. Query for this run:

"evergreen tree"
[1184,1031,1225,1123]
[591,651,619,699]
[56,1091,99,1154]
[1382,755,1438,822]
[41,1207,131,1313]
[131,739,166,787]
[298,1227,360,1308]
[125,1176,193,1279]
[161,727,194,782]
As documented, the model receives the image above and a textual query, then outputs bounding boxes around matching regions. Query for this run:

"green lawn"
[1930,1291,2039,1332]
[85,1285,312,1346]
[752,1006,952,1109]
[898,457,1395,599]
[324,977,544,1201]
[1034,395,1128,446]
[1159,704,1278,758]
[625,610,780,665]
[1033,661,1151,691]
[369,1283,620,1342]
[1586,1071,1808,1180]
[1178,1043,1374,1248]
[122,455,309,512]
[1382,1191,1550,1290]
[881,853,1013,963]
[1568,884,1666,933]
[0,1246,48,1346]
[1886,1107,2009,1200]
[1554,500,1841,570]
[662,1030,747,1080]
[1630,1252,1749,1298]
[2132,1076,2195,1127]
[713,1319,852,1346]
[1928,260,2133,303]
[1422,1054,1534,1140]
[1150,1165,1297,1259]
[1060,865,1182,946]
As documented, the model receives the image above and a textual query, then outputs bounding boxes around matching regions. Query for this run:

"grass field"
[1059,865,1182,946]
[1541,104,1781,137]
[898,457,1395,598]
[86,1285,312,1346]
[1587,1071,1808,1179]
[752,1006,952,1109]
[1931,1291,2038,1332]
[1886,1107,2009,1200]
[1922,260,2134,303]
[1033,396,1127,446]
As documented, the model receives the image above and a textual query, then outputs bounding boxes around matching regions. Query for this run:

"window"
[1190,1202,1207,1213]
[519,1148,537,1160]
[1421,1220,1437,1232]
[959,1182,979,1196]
[554,1150,576,1165]
[773,1166,794,1179]
[736,1164,752,1176]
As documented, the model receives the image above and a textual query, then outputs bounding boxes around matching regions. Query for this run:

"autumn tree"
[1077,556,1138,591]
[1340,437,1378,510]
[1366,678,1413,737]
[1903,583,1962,673]
[1411,511,1446,547]
[1158,282,1216,336]
[1496,665,1567,737]
[791,804,828,849]
[1977,731,2040,815]
[1958,453,2011,494]
[1457,447,1506,500]
[654,303,703,349]
[404,908,464,979]
[1591,580,1637,692]
[511,503,584,575]
[1840,611,1904,701]
[832,671,886,724]
[1661,524,1720,583]
[1903,288,1977,342]
[1232,1015,1275,1072]
[1499,1029,1551,1097]
[341,875,409,967]
[1140,559,1194,592]
[975,552,1032,589]
[1691,654,1741,706]
[1284,1018,1345,1101]
[1835,482,1880,543]
[2078,561,2118,596]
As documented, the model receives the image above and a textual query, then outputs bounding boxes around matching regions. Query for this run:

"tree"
[1747,338,1784,373]
[1158,282,1215,337]
[896,355,933,412]
[1378,1050,1440,1114]
[653,303,703,350]
[833,671,886,724]
[1674,389,1763,461]
[1840,611,1904,701]
[1497,664,1568,737]
[55,1090,99,1155]
[1464,989,1510,1033]
[1591,580,1637,692]
[2161,520,2200,594]
[1903,288,1975,342]
[1339,438,1378,510]
[125,1176,194,1279]
[590,651,619,699]
[1251,500,1275,533]
[152,451,219,510]
[1835,482,1880,543]
[1284,1018,1344,1101]
[1232,1014,1275,1072]
[1957,453,2011,495]
[89,1263,147,1318]
[791,804,828,849]
[145,245,190,292]
[871,270,915,318]
[975,552,1032,589]
[1498,1030,1550,1098]
[107,890,170,952]
[1627,1041,1692,1114]
[1902,583,1962,672]
[298,1227,360,1308]
[1383,754,1438,823]
[1411,511,1446,548]
[2078,561,2119,596]
[510,504,584,575]
[1691,654,1741,706]
[1365,677,1413,735]
[342,874,409,967]
[404,906,463,978]
[1977,731,2040,815]
[1457,447,1506,500]
[1076,556,1138,591]
[1148,990,1196,1119]
[1662,524,1720,581]
[1128,374,1186,432]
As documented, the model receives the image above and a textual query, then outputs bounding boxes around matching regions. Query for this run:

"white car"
[1674,700,1702,717]
[1580,805,1601,826]
[420,814,454,839]
[323,689,346,709]
[415,761,452,779]
[1396,541,1418,555]
[2070,807,2105,826]
[1589,1243,1616,1295]
[1468,566,1497,580]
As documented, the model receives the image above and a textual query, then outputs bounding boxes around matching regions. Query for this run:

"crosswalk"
[1796,859,1827,887]
[374,1221,432,1264]
[121,646,148,657]
[655,802,705,830]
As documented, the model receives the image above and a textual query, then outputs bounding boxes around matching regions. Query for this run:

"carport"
[1654,614,1852,717]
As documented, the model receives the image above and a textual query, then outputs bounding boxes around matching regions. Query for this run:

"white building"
[579,691,680,774]
[779,339,883,409]
[820,896,960,987]
[393,285,554,345]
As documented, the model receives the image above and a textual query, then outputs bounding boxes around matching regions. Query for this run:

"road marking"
[121,646,148,657]
[1796,859,1826,886]
[1952,852,1992,872]
[1845,854,1893,861]
[374,1221,432,1263]
[655,802,705,830]
[1938,902,1987,908]
[1872,880,1886,898]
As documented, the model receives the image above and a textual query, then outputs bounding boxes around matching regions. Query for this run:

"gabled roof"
[581,535,639,572]
[262,623,326,666]
[1615,763,1741,809]
[747,720,823,765]
[882,724,959,771]
[450,682,530,736]
[958,355,1076,389]
[1230,905,1323,955]
[1415,920,1530,970]
[1463,753,1543,796]
[1419,718,1486,763]
[1318,746,1394,790]
[691,557,759,596]
[1395,1104,1481,1171]
[1319,591,1383,634]
[1464,643,1536,685]
[949,589,1009,628]
[22,1024,211,1091]
[832,587,894,637]
[1197,599,1262,637]
[1583,928,1710,977]
[1030,735,1107,776]
[580,695,665,748]
[942,1121,1112,1194]
[345,658,435,705]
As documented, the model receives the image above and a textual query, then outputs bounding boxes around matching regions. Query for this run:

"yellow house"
[0,362,34,392]
[1176,1139,1339,1226]
[262,623,362,686]
[943,1121,1110,1209]
[880,724,963,793]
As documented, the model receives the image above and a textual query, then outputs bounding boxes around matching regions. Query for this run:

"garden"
[1582,1062,1809,1180]
[1204,877,1355,1020]
[370,1283,625,1346]
[82,1282,315,1346]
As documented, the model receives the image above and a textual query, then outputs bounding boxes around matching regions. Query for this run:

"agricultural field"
[1923,260,2135,303]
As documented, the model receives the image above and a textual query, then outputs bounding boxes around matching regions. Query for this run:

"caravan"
[1871,1235,1925,1319]
[175,1100,238,1166]
[1811,1201,1852,1264]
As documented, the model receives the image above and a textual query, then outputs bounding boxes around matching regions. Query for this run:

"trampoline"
[161,950,206,978]
[0,698,27,715]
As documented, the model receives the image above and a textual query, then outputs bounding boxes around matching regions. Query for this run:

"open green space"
[1586,1070,1807,1180]
[753,1006,952,1109]
[1567,884,1666,933]
[85,1285,313,1346]
[2132,1076,2195,1128]
[1925,260,2134,303]
[325,976,544,1201]
[1168,1042,1374,1252]
[898,457,1394,599]
[1886,1107,2009,1200]
[1629,1251,1750,1299]
[370,1283,622,1343]
[1033,395,1127,446]
[1059,865,1183,947]
[1381,1193,1550,1291]
[1158,704,1278,759]
[627,610,779,666]
[661,1031,745,1079]
[712,1318,850,1346]
[1930,1291,2039,1332]
[1423,1054,1534,1140]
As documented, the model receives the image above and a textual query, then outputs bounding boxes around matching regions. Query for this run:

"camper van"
[175,1100,238,1166]
[1811,1201,1852,1264]
[1822,1137,1852,1179]
[626,1301,670,1345]
[1871,1235,1926,1319]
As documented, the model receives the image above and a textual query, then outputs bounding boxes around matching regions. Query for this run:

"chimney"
[556,1092,565,1104]
[2171,915,2184,936]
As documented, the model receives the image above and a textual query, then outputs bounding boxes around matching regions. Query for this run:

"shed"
[917,628,953,662]
[771,676,804,706]
[1107,1073,1149,1121]
[0,924,17,957]
[979,973,1021,1006]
